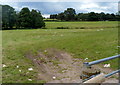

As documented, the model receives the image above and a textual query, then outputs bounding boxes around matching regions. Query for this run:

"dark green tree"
[77,13,89,21]
[17,7,31,28]
[2,5,16,29]
[110,13,116,21]
[64,8,76,21]
[116,13,120,21]
[50,14,57,19]
[31,9,45,28]
[0,5,2,29]
[98,12,106,21]
[88,12,99,21]
[57,12,65,21]
[105,13,113,21]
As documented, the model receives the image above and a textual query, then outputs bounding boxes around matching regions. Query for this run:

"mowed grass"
[2,21,118,83]
[45,21,118,29]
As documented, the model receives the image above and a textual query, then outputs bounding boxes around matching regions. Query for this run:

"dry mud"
[26,48,119,83]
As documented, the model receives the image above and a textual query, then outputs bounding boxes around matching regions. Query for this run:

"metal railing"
[104,69,120,78]
[82,54,120,83]
[83,54,120,67]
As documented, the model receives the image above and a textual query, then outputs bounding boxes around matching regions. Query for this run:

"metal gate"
[80,55,120,83]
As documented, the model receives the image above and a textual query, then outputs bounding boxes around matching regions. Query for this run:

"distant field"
[2,21,118,83]
[45,21,118,29]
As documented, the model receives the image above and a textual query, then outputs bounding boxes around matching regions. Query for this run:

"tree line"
[2,5,45,30]
[50,8,120,21]
[1,5,120,30]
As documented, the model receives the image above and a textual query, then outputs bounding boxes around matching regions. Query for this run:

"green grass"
[2,21,118,83]
[45,21,118,29]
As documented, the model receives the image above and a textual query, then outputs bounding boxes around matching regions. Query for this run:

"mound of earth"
[25,48,118,83]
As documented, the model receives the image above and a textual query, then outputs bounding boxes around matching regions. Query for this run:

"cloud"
[21,5,38,11]
[0,1,19,11]
[0,0,119,2]
[76,2,118,13]
[42,14,50,18]
[0,2,118,15]
[81,3,99,9]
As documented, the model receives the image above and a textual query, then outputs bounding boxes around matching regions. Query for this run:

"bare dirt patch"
[25,48,118,83]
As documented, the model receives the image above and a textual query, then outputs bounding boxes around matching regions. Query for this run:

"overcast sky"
[0,0,119,18]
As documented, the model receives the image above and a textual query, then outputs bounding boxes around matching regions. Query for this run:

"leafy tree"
[105,13,113,21]
[98,12,106,21]
[17,7,31,28]
[31,9,45,28]
[50,14,57,19]
[116,14,120,21]
[0,5,2,29]
[57,12,65,21]
[64,8,76,21]
[110,13,116,21]
[17,8,45,29]
[88,12,99,21]
[50,8,119,21]
[77,13,89,21]
[2,5,16,29]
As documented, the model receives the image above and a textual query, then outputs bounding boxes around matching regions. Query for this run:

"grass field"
[2,21,118,83]
[45,21,118,29]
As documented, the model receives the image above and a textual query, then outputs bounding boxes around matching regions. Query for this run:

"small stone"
[19,70,22,72]
[2,64,7,68]
[84,58,88,60]
[16,66,19,68]
[33,59,37,61]
[52,76,56,79]
[26,72,29,74]
[28,68,33,71]
[28,79,32,81]
[104,64,110,67]
[44,50,47,53]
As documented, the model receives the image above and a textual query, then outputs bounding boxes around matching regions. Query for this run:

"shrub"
[56,27,69,29]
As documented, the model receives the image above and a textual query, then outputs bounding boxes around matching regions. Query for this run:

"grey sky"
[0,1,119,18]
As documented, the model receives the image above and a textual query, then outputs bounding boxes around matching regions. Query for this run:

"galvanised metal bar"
[104,69,120,78]
[83,69,120,82]
[84,54,120,67]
